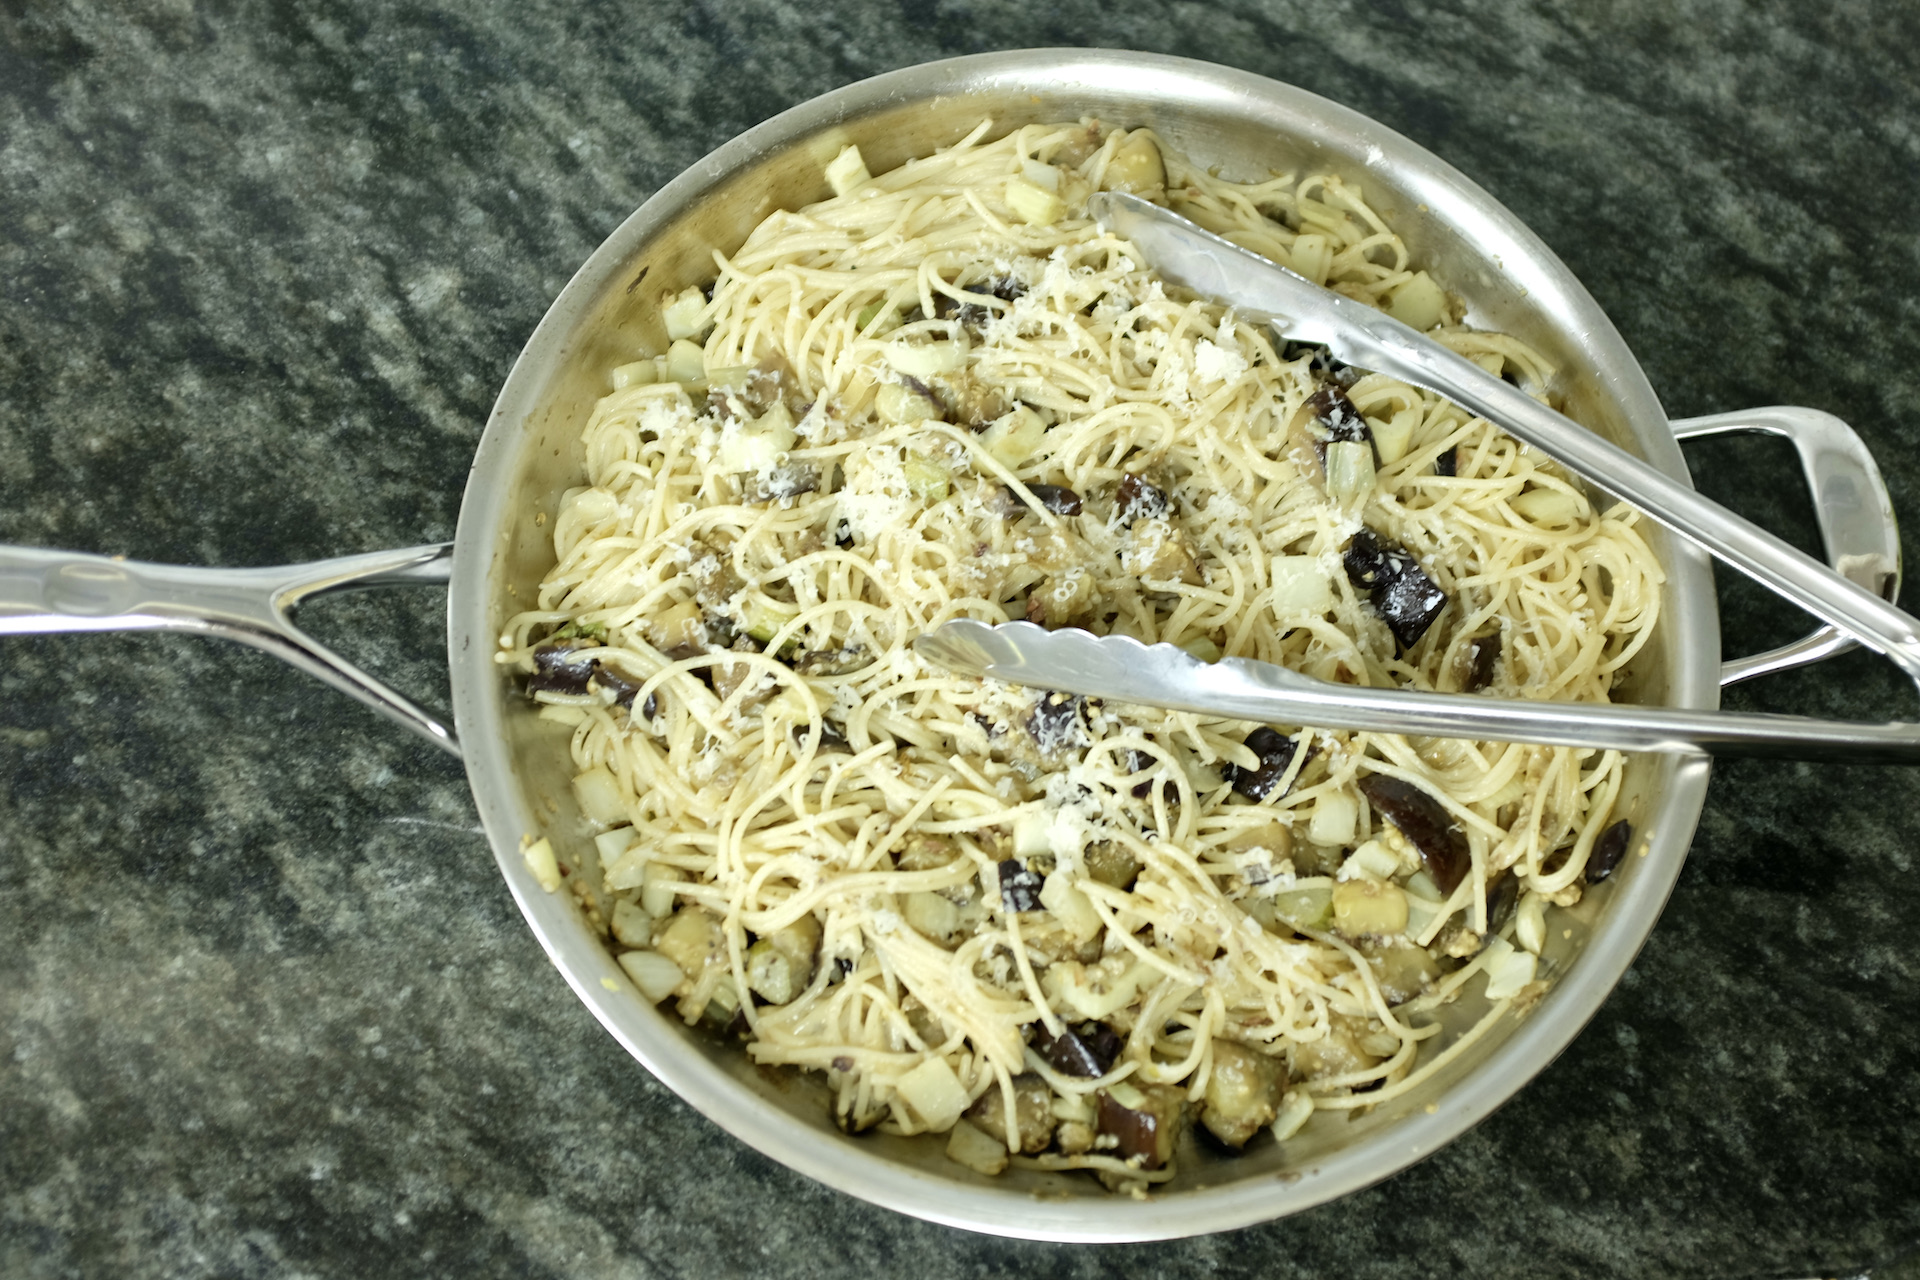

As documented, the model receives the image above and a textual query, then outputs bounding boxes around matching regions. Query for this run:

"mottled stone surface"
[4,2,1919,1277]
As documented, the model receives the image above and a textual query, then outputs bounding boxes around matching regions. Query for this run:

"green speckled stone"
[3,3,1918,1276]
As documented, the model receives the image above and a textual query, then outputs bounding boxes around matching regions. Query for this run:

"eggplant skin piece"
[1343,529,1448,649]
[1031,1019,1123,1077]
[1114,473,1169,524]
[998,859,1045,913]
[1306,386,1370,444]
[528,644,644,708]
[1357,775,1468,894]
[1225,727,1300,802]
[1025,690,1090,754]
[1587,819,1633,883]
[1463,632,1501,692]
[790,720,852,753]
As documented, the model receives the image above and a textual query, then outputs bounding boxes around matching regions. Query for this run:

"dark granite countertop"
[4,3,1918,1277]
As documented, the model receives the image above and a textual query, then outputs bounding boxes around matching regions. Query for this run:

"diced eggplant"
[1200,1040,1287,1148]
[741,463,821,504]
[932,372,1009,427]
[650,600,709,653]
[989,483,1082,517]
[793,644,869,676]
[1084,842,1142,891]
[686,539,743,609]
[1095,1082,1186,1171]
[1587,819,1632,883]
[876,377,945,425]
[900,995,946,1047]
[997,859,1045,912]
[745,914,822,1005]
[964,1072,1056,1154]
[1120,517,1204,586]
[988,275,1026,302]
[1343,528,1448,649]
[1025,691,1090,754]
[1114,473,1169,524]
[933,291,992,330]
[710,637,771,709]
[1363,940,1441,1005]
[896,832,958,871]
[1031,1019,1122,1078]
[1226,727,1300,802]
[1289,1014,1382,1080]
[791,720,852,753]
[1103,132,1165,197]
[652,907,727,988]
[1463,632,1501,692]
[1357,774,1468,895]
[1435,446,1459,477]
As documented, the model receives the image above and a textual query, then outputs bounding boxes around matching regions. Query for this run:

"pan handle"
[1670,407,1903,687]
[0,542,460,757]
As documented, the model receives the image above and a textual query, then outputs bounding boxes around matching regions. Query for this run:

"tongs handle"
[915,621,1920,764]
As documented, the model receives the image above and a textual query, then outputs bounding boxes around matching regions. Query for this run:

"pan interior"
[449,51,1715,1241]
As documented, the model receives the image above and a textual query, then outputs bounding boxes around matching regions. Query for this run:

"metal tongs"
[914,194,1920,762]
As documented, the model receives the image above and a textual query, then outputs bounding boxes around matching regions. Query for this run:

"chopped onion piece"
[945,1118,1010,1174]
[897,1056,971,1129]
[1288,234,1332,286]
[1370,407,1420,465]
[664,338,707,385]
[1271,1088,1315,1141]
[1512,486,1584,526]
[825,144,870,197]
[611,359,659,390]
[1040,873,1103,942]
[1020,158,1062,191]
[1324,439,1376,505]
[1005,176,1066,226]
[572,767,627,826]
[640,863,685,919]
[887,341,964,380]
[1270,556,1334,614]
[662,287,709,341]
[1386,270,1445,331]
[1482,937,1539,1000]
[618,949,685,1003]
[1308,791,1358,846]
[520,835,560,893]
[978,405,1048,468]
[1515,891,1547,956]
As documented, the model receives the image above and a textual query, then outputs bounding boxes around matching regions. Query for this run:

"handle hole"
[1678,432,1826,659]
[292,587,453,732]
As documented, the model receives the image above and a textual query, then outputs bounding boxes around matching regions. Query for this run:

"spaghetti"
[497,119,1662,1192]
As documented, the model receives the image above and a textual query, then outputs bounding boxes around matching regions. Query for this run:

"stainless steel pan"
[0,50,1901,1242]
